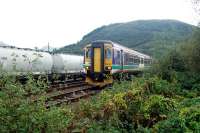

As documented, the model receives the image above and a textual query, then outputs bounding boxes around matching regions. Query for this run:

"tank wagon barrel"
[0,46,84,83]
[51,54,84,81]
[52,54,83,74]
[0,46,53,75]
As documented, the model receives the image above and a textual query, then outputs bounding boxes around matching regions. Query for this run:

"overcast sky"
[0,0,199,49]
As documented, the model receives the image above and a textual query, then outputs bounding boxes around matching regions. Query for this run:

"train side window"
[124,53,130,65]
[146,59,152,64]
[149,59,152,64]
[144,59,148,64]
[128,57,134,65]
[134,56,140,64]
[113,49,120,64]
[116,51,120,64]
[141,58,144,64]
[86,48,91,58]
[124,53,126,65]
[114,51,121,64]
[117,51,120,58]
[105,48,112,59]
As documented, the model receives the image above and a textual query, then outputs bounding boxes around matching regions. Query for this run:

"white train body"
[0,46,84,76]
[52,54,83,73]
[0,46,53,75]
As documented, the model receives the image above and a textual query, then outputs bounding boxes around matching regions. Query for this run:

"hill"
[57,20,196,57]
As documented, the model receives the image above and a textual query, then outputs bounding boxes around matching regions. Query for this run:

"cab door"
[91,43,104,74]
[93,48,101,72]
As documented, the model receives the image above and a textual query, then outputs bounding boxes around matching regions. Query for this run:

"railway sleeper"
[46,90,97,107]
[49,78,83,86]
[47,82,87,92]
[47,85,93,100]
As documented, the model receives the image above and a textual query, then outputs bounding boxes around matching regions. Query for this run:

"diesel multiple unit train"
[0,46,83,82]
[83,40,152,86]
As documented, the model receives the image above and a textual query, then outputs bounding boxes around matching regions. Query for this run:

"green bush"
[176,72,200,90]
[180,97,200,107]
[153,105,200,132]
[142,95,177,127]
[132,77,181,97]
[179,105,200,131]
[0,74,72,133]
[153,117,187,132]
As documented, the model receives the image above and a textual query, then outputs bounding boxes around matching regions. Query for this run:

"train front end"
[83,41,113,87]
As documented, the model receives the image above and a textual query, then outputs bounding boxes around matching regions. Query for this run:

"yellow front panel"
[105,59,112,65]
[94,48,101,72]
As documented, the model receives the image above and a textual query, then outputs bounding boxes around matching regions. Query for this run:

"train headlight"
[86,66,90,70]
[105,66,112,70]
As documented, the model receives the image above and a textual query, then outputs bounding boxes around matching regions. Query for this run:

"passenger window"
[105,48,112,59]
[141,58,144,64]
[86,48,91,58]
[144,59,149,64]
[117,51,120,58]
[117,51,121,64]
[128,57,134,65]
[124,53,129,65]
[134,56,140,64]
[113,50,120,65]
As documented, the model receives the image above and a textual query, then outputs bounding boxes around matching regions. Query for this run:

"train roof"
[91,40,151,59]
[0,45,48,53]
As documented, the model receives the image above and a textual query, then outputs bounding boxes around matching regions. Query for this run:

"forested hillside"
[57,20,196,58]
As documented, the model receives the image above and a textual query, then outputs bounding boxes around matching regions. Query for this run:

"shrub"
[143,95,177,127]
[153,105,200,132]
[153,117,187,132]
[113,93,127,110]
[180,97,200,107]
[0,75,72,133]
[132,77,181,97]
[179,105,200,131]
[176,72,200,90]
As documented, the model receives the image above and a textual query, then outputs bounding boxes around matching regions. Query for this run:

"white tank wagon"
[52,54,84,80]
[52,54,83,73]
[0,46,53,75]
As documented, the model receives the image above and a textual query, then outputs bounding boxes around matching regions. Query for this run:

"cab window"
[85,48,91,58]
[105,48,112,59]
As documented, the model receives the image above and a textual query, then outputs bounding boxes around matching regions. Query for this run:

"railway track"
[46,79,100,107]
